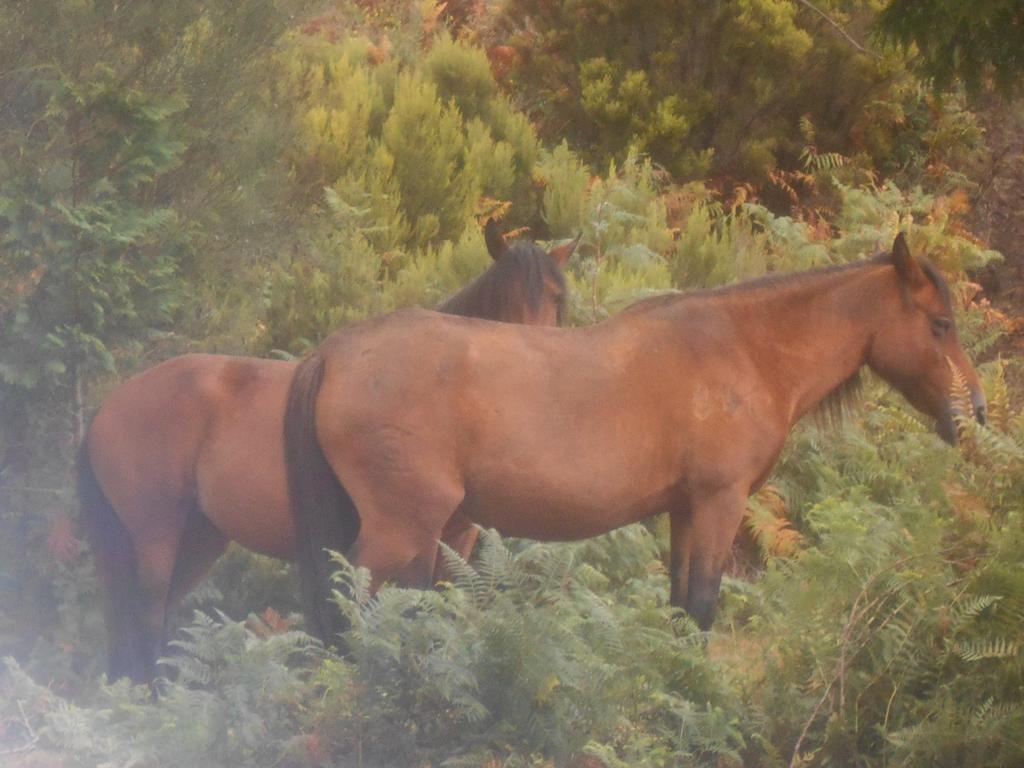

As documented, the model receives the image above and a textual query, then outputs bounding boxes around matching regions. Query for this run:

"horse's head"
[478,218,579,326]
[867,233,986,444]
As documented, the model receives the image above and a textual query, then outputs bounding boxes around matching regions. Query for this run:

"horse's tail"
[76,437,152,682]
[283,350,361,643]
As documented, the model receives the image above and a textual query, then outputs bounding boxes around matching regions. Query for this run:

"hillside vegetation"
[1,2,1022,766]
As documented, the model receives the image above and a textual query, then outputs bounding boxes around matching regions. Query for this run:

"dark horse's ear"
[484,218,508,261]
[547,232,583,266]
[891,232,927,288]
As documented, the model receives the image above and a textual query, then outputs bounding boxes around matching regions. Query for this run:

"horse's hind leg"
[165,506,229,621]
[349,516,448,593]
[82,479,187,681]
[91,543,153,683]
[114,497,196,680]
[128,535,181,679]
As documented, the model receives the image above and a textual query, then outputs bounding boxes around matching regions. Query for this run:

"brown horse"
[284,234,988,641]
[78,220,578,683]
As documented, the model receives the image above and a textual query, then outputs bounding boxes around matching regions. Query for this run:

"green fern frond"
[875,403,929,437]
[438,540,485,603]
[951,594,1002,628]
[948,356,974,430]
[952,637,1020,662]
[983,359,1012,430]
[474,528,523,593]
[799,115,816,145]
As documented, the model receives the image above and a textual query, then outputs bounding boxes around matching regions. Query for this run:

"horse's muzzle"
[937,410,959,446]
[941,389,988,445]
[972,389,987,426]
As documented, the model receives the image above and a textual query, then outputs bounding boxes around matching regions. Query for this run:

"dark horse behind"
[78,220,578,683]
[284,234,987,644]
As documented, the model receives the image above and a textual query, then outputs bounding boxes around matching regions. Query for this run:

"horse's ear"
[484,218,508,261]
[891,232,927,288]
[547,232,582,266]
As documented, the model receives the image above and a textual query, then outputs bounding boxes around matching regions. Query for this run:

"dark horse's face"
[483,219,578,327]
[867,234,986,445]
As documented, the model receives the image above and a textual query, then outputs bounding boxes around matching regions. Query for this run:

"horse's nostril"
[975,404,987,426]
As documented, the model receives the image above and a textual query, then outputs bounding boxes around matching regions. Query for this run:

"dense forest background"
[2,1,1023,765]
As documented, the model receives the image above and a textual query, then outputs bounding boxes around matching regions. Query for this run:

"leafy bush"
[281,30,543,248]
[483,0,909,180]
[720,365,1024,768]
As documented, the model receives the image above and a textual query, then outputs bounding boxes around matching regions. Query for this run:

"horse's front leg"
[668,508,693,609]
[396,543,441,588]
[674,485,748,630]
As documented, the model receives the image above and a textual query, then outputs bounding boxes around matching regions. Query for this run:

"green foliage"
[281,30,543,247]
[1,3,1022,767]
[561,156,1001,329]
[723,375,1024,768]
[564,153,674,322]
[0,72,186,394]
[2,617,321,767]
[539,140,592,238]
[259,192,392,353]
[865,95,988,216]
[317,531,744,766]
[487,0,908,180]
[875,0,1024,94]
[1,527,746,767]
[258,193,497,354]
[0,0,319,690]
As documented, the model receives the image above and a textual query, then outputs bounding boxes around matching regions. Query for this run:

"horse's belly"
[196,433,296,560]
[460,479,666,541]
[200,479,295,559]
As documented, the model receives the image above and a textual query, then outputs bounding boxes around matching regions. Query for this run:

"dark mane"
[436,240,568,323]
[918,258,952,306]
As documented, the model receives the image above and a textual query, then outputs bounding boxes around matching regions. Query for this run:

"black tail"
[283,351,361,643]
[77,438,154,682]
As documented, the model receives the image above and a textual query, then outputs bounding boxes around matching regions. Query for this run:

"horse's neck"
[674,264,894,427]
[750,265,896,425]
[436,277,481,316]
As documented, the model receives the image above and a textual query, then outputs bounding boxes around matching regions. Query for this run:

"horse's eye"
[931,317,952,339]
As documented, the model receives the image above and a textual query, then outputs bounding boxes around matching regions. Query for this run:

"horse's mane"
[624,251,952,314]
[816,370,864,429]
[437,240,567,323]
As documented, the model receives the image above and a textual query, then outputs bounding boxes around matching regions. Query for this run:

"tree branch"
[794,0,880,59]
[0,700,39,756]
